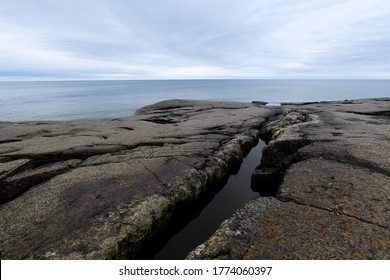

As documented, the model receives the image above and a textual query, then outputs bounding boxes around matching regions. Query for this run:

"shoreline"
[2,79,390,122]
[1,98,389,259]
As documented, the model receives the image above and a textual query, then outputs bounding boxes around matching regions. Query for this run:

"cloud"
[267,1,390,57]
[0,0,390,80]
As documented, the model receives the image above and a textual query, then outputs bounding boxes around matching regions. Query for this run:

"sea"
[0,79,389,121]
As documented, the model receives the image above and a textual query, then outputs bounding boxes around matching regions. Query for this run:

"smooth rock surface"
[188,98,390,260]
[0,100,278,259]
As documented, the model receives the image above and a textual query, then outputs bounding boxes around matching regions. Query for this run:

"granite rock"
[188,98,390,260]
[186,197,389,259]
[0,100,278,259]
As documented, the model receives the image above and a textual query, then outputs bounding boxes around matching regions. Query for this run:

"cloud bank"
[1,0,390,80]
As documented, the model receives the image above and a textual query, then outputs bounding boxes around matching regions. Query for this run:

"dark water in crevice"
[151,140,265,260]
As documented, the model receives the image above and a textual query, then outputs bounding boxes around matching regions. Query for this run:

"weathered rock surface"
[187,98,390,260]
[0,99,278,259]
[186,198,389,259]
[2,98,389,260]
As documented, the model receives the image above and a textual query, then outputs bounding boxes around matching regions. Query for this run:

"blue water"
[0,79,389,121]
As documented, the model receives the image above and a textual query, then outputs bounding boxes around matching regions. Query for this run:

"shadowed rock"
[1,159,81,203]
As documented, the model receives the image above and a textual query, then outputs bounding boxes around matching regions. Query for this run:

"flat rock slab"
[187,197,389,260]
[2,98,389,260]
[188,98,390,260]
[0,100,278,259]
[278,159,390,228]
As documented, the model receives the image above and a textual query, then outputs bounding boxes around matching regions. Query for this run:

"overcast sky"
[1,0,390,80]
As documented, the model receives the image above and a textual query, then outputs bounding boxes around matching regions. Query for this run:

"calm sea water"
[0,79,389,121]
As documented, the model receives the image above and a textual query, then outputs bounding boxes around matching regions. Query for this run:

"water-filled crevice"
[142,140,266,260]
[251,139,312,197]
[250,109,314,197]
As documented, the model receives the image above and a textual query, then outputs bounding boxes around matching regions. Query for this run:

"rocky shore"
[1,98,389,259]
[187,98,390,260]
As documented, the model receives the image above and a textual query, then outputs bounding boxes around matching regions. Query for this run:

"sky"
[1,0,390,80]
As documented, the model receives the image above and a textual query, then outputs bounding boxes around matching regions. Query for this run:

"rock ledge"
[188,98,390,260]
[0,100,278,259]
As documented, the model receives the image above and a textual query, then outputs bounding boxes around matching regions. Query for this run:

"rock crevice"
[251,109,315,196]
[0,99,278,259]
[1,98,389,260]
[188,98,390,260]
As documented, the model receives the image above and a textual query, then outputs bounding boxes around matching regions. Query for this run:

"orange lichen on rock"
[371,237,383,244]
[320,225,329,231]
[352,250,361,260]
[270,224,281,230]
[268,235,279,241]
[338,219,357,226]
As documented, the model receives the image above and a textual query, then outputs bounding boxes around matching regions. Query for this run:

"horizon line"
[1,77,390,82]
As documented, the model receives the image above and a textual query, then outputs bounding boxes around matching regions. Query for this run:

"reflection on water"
[152,140,265,260]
